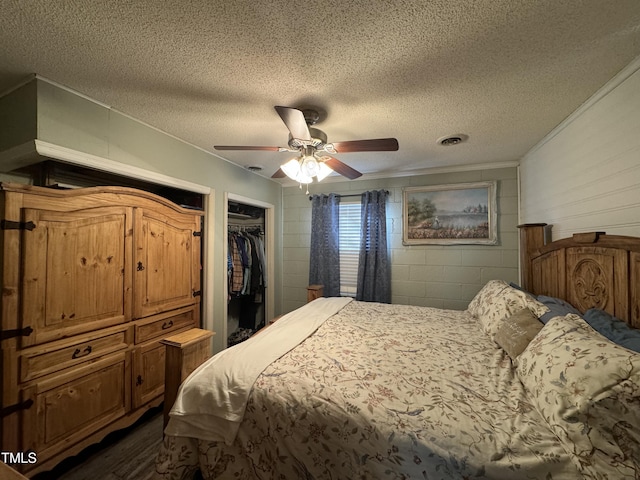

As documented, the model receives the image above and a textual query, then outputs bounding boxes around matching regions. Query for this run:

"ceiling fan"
[214,106,399,183]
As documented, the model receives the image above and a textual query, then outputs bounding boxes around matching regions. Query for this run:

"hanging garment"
[229,234,244,294]
[255,235,267,288]
[228,229,266,298]
[247,234,263,294]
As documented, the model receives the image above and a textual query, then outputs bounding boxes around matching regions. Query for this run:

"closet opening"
[225,194,274,348]
[14,160,204,209]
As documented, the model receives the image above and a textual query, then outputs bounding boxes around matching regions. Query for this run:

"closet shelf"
[228,212,254,219]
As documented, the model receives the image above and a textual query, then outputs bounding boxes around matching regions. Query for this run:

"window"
[338,201,361,296]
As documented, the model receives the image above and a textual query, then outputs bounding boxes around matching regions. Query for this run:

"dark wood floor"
[31,407,164,480]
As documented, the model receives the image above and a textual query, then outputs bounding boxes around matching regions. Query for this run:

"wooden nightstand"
[160,328,215,427]
[307,284,324,302]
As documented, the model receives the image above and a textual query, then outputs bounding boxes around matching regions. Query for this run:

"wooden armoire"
[0,183,203,476]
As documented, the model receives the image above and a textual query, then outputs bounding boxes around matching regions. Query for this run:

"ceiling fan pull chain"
[298,182,310,195]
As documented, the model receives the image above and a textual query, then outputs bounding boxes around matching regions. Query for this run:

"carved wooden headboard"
[519,224,640,329]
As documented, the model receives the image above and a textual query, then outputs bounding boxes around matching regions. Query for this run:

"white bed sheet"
[165,297,352,445]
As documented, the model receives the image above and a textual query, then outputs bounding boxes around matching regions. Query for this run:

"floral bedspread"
[155,300,582,479]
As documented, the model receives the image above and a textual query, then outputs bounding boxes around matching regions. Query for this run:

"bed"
[154,225,640,479]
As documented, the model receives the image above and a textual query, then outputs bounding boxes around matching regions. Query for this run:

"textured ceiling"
[2,0,640,183]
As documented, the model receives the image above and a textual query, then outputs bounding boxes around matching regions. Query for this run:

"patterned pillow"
[467,280,549,341]
[516,314,640,478]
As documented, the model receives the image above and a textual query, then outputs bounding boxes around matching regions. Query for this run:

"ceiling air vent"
[438,134,468,146]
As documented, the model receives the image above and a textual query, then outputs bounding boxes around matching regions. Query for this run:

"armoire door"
[20,206,133,347]
[133,206,201,319]
[132,339,167,409]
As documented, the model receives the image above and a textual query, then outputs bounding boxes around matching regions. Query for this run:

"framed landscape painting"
[402,181,498,245]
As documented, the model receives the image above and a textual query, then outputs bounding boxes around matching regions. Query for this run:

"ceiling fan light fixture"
[316,162,333,181]
[300,155,319,178]
[282,153,333,184]
[297,172,313,184]
[281,157,313,185]
[281,158,302,181]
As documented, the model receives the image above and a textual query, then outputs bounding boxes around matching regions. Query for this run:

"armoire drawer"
[134,306,196,344]
[21,351,130,465]
[19,325,131,382]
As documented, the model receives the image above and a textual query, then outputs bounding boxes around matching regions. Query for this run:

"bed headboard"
[519,224,640,329]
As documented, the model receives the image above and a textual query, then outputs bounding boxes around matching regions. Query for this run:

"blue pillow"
[582,308,640,353]
[536,295,581,324]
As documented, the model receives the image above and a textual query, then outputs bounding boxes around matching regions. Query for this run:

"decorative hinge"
[0,326,34,340]
[193,231,202,237]
[0,399,34,418]
[192,290,202,297]
[0,220,36,231]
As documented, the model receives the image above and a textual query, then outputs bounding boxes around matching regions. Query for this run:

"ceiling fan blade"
[271,168,286,179]
[323,156,362,180]
[331,138,399,153]
[274,106,311,141]
[214,145,281,151]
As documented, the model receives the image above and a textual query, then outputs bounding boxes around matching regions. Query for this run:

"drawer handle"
[72,346,93,359]
[162,320,174,330]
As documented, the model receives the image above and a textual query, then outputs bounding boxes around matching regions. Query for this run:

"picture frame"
[402,181,498,245]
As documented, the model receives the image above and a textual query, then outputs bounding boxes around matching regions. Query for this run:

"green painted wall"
[0,80,37,152]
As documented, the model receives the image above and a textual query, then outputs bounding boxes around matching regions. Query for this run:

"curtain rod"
[308,190,389,201]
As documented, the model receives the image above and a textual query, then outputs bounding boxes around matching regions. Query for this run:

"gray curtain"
[309,193,340,297]
[357,190,390,303]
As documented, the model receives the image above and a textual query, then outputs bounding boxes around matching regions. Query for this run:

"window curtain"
[357,190,390,303]
[309,193,340,297]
